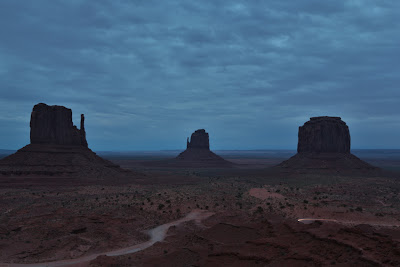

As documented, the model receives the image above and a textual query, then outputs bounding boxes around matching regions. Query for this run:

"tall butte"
[0,103,133,179]
[277,116,377,172]
[30,103,88,147]
[175,129,233,167]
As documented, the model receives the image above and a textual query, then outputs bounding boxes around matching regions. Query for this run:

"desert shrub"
[158,204,165,210]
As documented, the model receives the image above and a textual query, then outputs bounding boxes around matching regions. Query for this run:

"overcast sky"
[0,0,399,151]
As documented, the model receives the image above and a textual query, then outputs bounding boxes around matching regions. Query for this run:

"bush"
[158,204,165,210]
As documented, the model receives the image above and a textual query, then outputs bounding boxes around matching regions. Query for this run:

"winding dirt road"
[0,210,213,267]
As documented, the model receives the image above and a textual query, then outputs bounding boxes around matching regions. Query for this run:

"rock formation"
[297,116,350,153]
[30,103,88,147]
[277,117,377,173]
[173,129,233,167]
[0,103,134,179]
[186,129,210,150]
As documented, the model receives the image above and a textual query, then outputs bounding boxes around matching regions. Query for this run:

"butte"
[144,129,233,168]
[0,103,135,181]
[276,116,378,173]
[175,129,233,167]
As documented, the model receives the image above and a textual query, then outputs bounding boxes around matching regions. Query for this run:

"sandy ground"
[1,158,400,266]
[248,187,285,200]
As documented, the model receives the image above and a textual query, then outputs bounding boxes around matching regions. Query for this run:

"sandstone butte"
[277,116,378,172]
[175,129,233,167]
[0,103,133,179]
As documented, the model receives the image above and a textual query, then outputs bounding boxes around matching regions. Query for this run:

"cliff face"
[297,116,350,153]
[30,103,88,147]
[187,129,210,150]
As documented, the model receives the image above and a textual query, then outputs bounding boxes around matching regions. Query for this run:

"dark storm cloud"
[0,0,399,150]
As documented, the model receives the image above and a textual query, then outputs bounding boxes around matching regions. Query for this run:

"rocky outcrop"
[297,117,350,153]
[80,114,88,147]
[276,116,378,173]
[187,129,210,150]
[173,129,233,167]
[0,103,135,179]
[30,103,87,147]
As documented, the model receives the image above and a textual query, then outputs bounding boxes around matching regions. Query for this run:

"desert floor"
[1,151,400,266]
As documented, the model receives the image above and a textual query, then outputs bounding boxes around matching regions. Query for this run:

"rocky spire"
[80,114,88,147]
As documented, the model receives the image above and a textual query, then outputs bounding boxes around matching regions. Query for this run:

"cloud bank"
[0,0,399,150]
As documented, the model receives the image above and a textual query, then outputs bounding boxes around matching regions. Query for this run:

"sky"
[0,0,399,151]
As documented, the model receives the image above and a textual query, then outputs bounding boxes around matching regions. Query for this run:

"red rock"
[277,116,378,173]
[175,129,233,167]
[297,116,350,153]
[0,103,135,179]
[186,129,209,149]
[30,103,88,147]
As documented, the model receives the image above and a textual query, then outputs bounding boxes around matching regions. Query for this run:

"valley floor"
[1,157,400,266]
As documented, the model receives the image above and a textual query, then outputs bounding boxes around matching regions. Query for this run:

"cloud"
[0,0,399,150]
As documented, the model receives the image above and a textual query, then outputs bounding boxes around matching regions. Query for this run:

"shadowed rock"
[172,129,233,167]
[30,103,88,147]
[186,129,209,150]
[276,116,378,173]
[0,103,136,179]
[297,116,350,153]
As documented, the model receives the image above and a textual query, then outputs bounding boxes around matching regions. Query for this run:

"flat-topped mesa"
[30,103,88,147]
[276,116,378,173]
[297,116,350,153]
[186,129,210,150]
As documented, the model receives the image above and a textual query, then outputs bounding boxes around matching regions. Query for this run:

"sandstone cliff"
[0,103,135,179]
[30,103,88,147]
[276,116,377,173]
[186,129,210,150]
[297,116,350,153]
[173,129,233,167]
